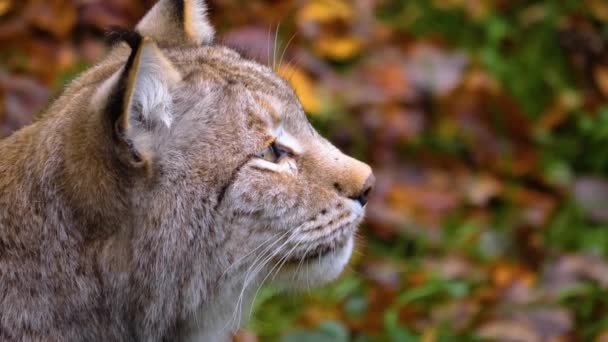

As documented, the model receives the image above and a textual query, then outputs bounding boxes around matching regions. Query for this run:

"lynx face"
[215,79,374,290]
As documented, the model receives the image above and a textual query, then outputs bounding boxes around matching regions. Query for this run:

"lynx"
[0,0,374,340]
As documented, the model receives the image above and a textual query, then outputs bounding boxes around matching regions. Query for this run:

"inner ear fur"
[101,32,181,167]
[136,0,215,47]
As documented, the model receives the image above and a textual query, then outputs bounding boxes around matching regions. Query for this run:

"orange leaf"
[492,263,535,288]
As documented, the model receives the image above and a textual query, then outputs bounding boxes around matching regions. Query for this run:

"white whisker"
[278,32,298,69]
[273,22,281,71]
[248,238,303,319]
[220,232,278,278]
[226,227,297,332]
[221,228,291,333]
[293,243,313,283]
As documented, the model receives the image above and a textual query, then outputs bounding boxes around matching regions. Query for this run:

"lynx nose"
[351,173,375,206]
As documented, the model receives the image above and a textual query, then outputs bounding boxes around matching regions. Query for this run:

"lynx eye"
[258,141,290,163]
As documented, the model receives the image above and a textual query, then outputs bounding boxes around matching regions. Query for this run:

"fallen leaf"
[0,0,11,16]
[596,330,608,342]
[478,320,540,342]
[297,0,353,25]
[492,262,536,289]
[512,308,573,341]
[0,73,50,137]
[421,326,438,342]
[466,174,503,206]
[360,259,402,289]
[586,0,608,22]
[301,305,341,328]
[423,255,479,281]
[543,254,608,293]
[573,176,608,223]
[314,35,363,61]
[405,44,468,96]
[537,91,580,130]
[431,299,480,331]
[513,188,557,227]
[233,330,258,342]
[277,64,322,115]
[27,0,77,39]
[595,65,608,98]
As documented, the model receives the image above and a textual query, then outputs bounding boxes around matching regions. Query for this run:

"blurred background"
[2,0,608,341]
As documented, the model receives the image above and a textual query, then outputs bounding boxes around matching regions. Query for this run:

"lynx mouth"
[286,235,351,264]
[271,235,355,290]
[282,217,359,265]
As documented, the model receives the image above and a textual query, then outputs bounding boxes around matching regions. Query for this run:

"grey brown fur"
[0,0,373,341]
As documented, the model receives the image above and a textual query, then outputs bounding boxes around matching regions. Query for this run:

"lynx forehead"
[0,0,374,341]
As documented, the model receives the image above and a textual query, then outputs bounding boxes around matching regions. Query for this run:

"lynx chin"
[0,0,374,340]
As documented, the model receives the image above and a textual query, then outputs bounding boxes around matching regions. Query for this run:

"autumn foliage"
[2,0,608,341]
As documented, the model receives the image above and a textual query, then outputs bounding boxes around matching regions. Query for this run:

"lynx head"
[80,0,373,334]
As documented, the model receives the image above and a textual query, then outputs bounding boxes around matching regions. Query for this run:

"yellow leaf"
[421,327,438,342]
[586,0,608,22]
[277,64,322,115]
[298,0,353,24]
[0,0,11,16]
[314,35,363,60]
[595,65,608,97]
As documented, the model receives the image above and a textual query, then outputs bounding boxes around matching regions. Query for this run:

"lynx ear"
[96,34,181,165]
[136,0,215,46]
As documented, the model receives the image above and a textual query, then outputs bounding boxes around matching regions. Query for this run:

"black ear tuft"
[104,30,145,137]
[172,0,186,22]
[106,28,143,50]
